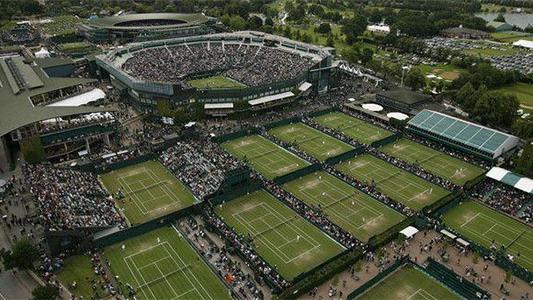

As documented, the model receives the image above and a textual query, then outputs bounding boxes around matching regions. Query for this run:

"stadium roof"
[248,91,295,106]
[486,167,533,194]
[204,103,233,109]
[378,89,431,105]
[407,110,519,158]
[87,13,209,29]
[0,56,111,137]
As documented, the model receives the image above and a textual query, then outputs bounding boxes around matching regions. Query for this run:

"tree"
[471,91,519,128]
[360,48,374,64]
[32,285,59,300]
[513,118,533,140]
[20,137,45,164]
[326,34,335,47]
[315,23,331,34]
[494,13,506,23]
[514,142,533,177]
[404,68,425,91]
[3,240,39,270]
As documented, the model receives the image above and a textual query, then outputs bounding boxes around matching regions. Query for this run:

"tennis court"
[283,171,406,242]
[99,160,196,225]
[268,122,354,161]
[443,200,533,271]
[357,265,460,300]
[104,226,230,300]
[380,139,485,185]
[215,189,345,280]
[314,112,393,144]
[221,135,310,179]
[336,154,449,211]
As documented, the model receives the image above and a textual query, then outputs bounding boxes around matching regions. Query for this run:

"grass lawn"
[58,41,93,51]
[443,200,533,271]
[491,31,533,43]
[99,160,196,225]
[336,154,450,211]
[221,135,310,180]
[358,265,460,300]
[314,112,393,145]
[465,46,518,57]
[283,171,405,242]
[418,64,465,81]
[215,189,345,280]
[380,139,485,186]
[268,122,354,162]
[42,15,83,36]
[494,83,533,107]
[187,75,246,89]
[57,255,100,299]
[104,226,230,300]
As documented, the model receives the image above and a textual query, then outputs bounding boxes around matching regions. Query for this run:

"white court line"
[461,212,480,227]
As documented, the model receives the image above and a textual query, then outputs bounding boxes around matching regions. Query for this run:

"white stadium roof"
[47,88,106,107]
[248,91,294,106]
[362,103,383,112]
[204,103,234,109]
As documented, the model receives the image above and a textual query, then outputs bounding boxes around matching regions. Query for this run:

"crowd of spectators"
[23,164,125,231]
[38,112,116,135]
[122,42,314,87]
[471,178,532,225]
[160,139,244,199]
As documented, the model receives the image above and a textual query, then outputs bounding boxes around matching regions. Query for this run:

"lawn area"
[57,255,100,299]
[491,31,533,43]
[283,171,405,242]
[99,160,196,225]
[187,75,246,89]
[357,265,460,300]
[494,83,533,107]
[104,226,230,300]
[465,46,518,57]
[268,122,354,162]
[336,154,450,211]
[380,139,485,186]
[42,15,83,36]
[215,189,345,280]
[418,63,465,81]
[221,135,310,180]
[314,112,393,145]
[442,200,533,271]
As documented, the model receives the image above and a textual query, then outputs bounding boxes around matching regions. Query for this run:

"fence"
[308,107,338,118]
[325,146,366,165]
[423,190,464,216]
[214,127,260,144]
[370,132,402,148]
[264,116,301,130]
[367,216,415,249]
[274,163,321,185]
[94,153,157,174]
[208,180,262,206]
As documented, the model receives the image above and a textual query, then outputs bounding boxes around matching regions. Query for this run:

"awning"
[204,103,234,109]
[515,177,533,194]
[248,91,295,106]
[513,39,533,49]
[486,167,532,194]
[387,112,409,121]
[47,88,106,107]
[101,153,116,159]
[117,150,129,155]
[298,82,312,92]
[362,103,383,112]
[486,167,509,181]
[400,226,419,238]
[456,238,470,247]
[440,229,457,240]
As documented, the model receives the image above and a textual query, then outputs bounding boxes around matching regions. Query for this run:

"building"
[375,89,431,114]
[78,13,218,44]
[0,55,116,170]
[366,24,390,34]
[96,31,333,114]
[487,21,513,32]
[407,110,519,160]
[441,27,490,39]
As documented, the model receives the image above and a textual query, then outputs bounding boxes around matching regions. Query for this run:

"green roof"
[407,110,518,156]
[87,13,209,30]
[34,57,75,69]
[0,56,110,137]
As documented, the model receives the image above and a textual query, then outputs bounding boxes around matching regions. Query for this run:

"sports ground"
[268,122,354,161]
[99,160,196,225]
[443,200,533,271]
[187,75,246,89]
[221,135,310,179]
[336,154,450,211]
[380,139,485,185]
[357,265,460,300]
[314,112,393,144]
[283,171,406,242]
[215,189,345,280]
[104,226,230,300]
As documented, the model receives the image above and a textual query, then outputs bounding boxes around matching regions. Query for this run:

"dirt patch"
[441,71,460,80]
[302,178,321,189]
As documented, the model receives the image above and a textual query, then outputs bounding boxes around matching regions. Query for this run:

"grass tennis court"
[104,226,230,300]
[99,160,196,225]
[221,135,310,179]
[336,155,449,211]
[268,122,354,161]
[380,139,485,185]
[283,171,406,242]
[57,255,99,299]
[187,75,246,89]
[215,190,345,280]
[314,112,393,144]
[443,200,533,271]
[357,265,460,300]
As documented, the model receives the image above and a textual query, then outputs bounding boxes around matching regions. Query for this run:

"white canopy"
[362,103,383,112]
[400,226,419,238]
[47,88,106,107]
[456,238,470,247]
[367,24,390,33]
[387,112,409,121]
[440,229,457,240]
[204,103,234,109]
[513,39,533,49]
[78,150,88,157]
[486,167,510,181]
[348,98,356,102]
[298,82,312,92]
[184,122,196,128]
[248,91,294,106]
[515,178,533,194]
[34,47,50,58]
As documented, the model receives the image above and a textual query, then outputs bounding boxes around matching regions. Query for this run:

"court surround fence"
[274,163,321,185]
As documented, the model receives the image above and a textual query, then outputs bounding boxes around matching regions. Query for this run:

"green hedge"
[367,217,415,249]
[325,146,365,165]
[214,127,260,144]
[308,107,338,117]
[370,132,402,148]
[264,117,301,130]
[274,164,321,185]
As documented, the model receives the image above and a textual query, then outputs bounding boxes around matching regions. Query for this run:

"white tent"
[362,103,384,112]
[400,226,419,239]
[47,88,106,107]
[513,39,533,49]
[486,167,510,181]
[387,112,409,121]
[34,47,50,58]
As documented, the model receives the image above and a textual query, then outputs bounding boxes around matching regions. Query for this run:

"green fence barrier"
[325,146,366,165]
[214,128,260,144]
[94,154,157,174]
[463,171,488,191]
[423,190,464,216]
[264,117,301,130]
[308,107,338,118]
[208,180,262,206]
[367,217,415,250]
[371,132,402,148]
[347,256,410,299]
[274,164,321,185]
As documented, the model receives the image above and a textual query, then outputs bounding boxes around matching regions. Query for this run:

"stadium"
[78,13,218,43]
[96,31,334,114]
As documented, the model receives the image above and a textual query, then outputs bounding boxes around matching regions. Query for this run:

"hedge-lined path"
[300,230,531,300]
